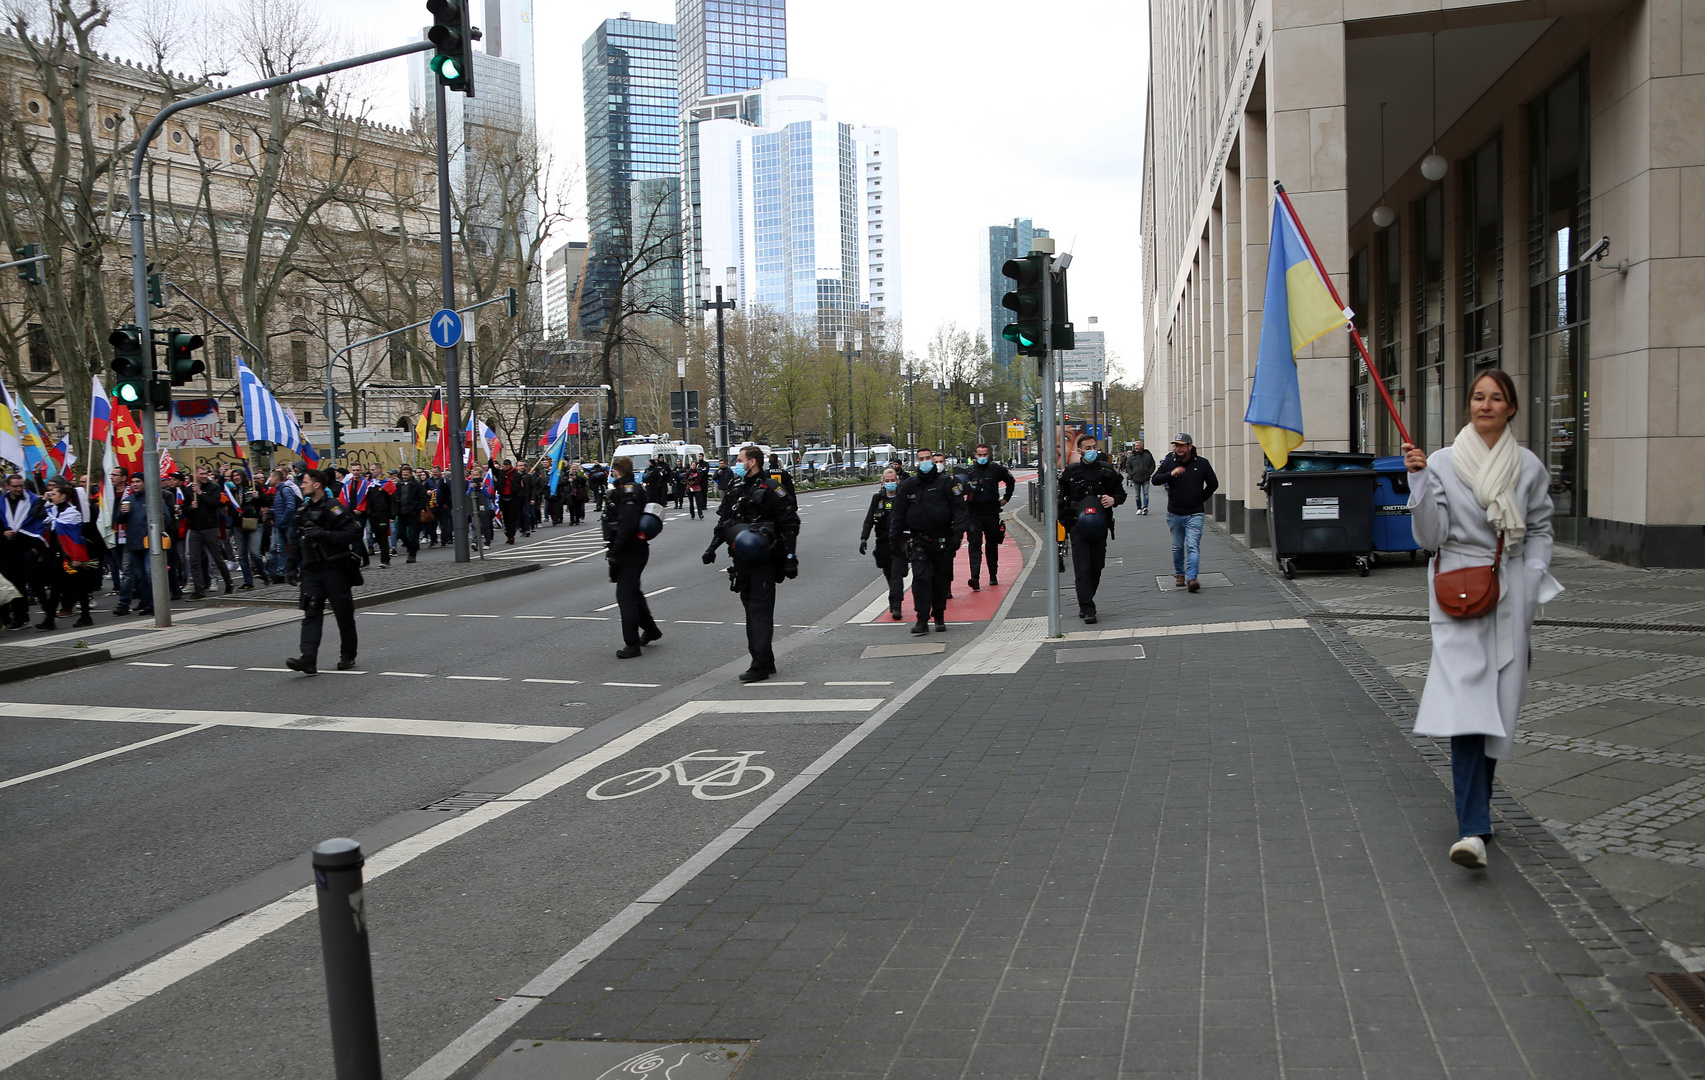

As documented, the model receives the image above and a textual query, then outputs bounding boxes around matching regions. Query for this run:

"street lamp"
[904,365,920,451]
[700,268,736,455]
[676,357,688,445]
[841,331,861,457]
[934,380,947,453]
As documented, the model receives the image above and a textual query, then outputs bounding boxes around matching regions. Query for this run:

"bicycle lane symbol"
[586,749,775,802]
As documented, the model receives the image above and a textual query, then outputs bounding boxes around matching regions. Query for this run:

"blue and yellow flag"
[1244,197,1349,469]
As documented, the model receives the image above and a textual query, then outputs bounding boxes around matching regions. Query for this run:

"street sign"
[429,308,463,349]
[1006,420,1028,440]
[1083,424,1105,439]
[622,416,637,434]
[1060,330,1106,382]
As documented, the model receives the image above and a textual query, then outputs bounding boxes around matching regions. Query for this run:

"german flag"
[415,389,446,450]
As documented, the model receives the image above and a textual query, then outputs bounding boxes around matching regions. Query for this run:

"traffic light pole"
[124,38,436,628]
[434,78,472,563]
[702,287,734,458]
[1039,247,1061,639]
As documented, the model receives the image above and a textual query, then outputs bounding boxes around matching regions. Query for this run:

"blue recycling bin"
[1371,455,1421,555]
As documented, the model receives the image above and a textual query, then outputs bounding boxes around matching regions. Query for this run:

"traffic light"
[1000,253,1048,358]
[426,0,477,96]
[1050,265,1075,350]
[330,414,345,452]
[109,326,148,407]
[165,329,205,386]
[505,286,517,318]
[147,271,165,308]
[14,244,41,286]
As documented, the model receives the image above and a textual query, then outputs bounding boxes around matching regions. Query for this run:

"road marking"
[513,615,556,619]
[644,587,676,597]
[825,681,892,686]
[362,611,399,616]
[587,749,773,802]
[549,552,605,567]
[593,602,619,612]
[184,665,235,670]
[562,616,610,621]
[246,667,291,672]
[457,614,500,619]
[744,681,806,686]
[405,613,450,618]
[0,703,578,743]
[446,675,508,682]
[603,682,660,688]
[126,662,172,668]
[0,724,216,790]
[378,671,434,678]
[674,620,723,625]
[523,678,580,685]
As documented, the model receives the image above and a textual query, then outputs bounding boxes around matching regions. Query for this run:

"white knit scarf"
[1451,422,1525,544]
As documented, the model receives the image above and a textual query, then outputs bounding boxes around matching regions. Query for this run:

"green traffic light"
[431,54,462,82]
[116,382,143,405]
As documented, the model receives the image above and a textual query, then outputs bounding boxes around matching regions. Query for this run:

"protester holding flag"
[566,463,588,526]
[2,472,47,629]
[363,463,396,568]
[38,479,105,630]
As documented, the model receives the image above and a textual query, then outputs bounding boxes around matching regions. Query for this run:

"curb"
[0,645,114,685]
[205,560,542,610]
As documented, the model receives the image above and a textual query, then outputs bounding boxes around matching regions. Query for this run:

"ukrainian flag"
[1244,197,1349,469]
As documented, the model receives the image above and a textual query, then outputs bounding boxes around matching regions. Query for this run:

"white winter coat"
[1407,443,1561,759]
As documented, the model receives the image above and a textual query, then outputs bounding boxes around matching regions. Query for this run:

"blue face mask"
[1082,450,1099,463]
[731,463,747,478]
[884,481,897,492]
[917,460,934,473]
[976,456,989,465]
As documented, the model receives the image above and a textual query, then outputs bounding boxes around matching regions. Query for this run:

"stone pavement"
[444,505,1705,1079]
[209,551,538,608]
[1278,531,1705,975]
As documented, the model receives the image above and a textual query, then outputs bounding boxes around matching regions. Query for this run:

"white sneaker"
[1449,836,1488,868]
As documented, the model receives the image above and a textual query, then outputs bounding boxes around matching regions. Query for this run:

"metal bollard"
[313,838,383,1079]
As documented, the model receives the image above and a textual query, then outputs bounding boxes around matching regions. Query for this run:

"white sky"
[262,1,1149,382]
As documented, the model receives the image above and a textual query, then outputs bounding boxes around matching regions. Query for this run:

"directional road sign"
[429,308,463,349]
[623,416,637,434]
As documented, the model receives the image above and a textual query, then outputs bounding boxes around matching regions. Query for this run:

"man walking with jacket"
[1128,440,1157,514]
[1152,432,1218,593]
[395,464,428,563]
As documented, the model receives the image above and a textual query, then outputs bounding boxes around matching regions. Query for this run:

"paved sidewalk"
[439,508,1705,1079]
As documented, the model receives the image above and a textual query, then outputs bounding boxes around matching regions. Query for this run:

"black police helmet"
[730,523,774,563]
[1074,501,1109,542]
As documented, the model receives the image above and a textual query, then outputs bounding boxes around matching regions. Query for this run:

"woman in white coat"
[1402,369,1561,870]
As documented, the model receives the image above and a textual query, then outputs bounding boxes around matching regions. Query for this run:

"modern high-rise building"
[411,0,537,207]
[1142,0,1705,568]
[543,240,588,338]
[857,124,900,332]
[697,78,894,341]
[581,15,679,331]
[983,218,1049,374]
[675,0,788,313]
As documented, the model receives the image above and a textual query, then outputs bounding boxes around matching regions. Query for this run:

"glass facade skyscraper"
[582,17,679,331]
[984,218,1049,373]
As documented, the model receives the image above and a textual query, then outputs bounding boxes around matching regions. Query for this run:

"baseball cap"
[1173,432,1194,445]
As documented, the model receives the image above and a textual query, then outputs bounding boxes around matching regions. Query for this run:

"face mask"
[976,456,989,465]
[884,481,897,492]
[917,460,934,473]
[732,463,747,478]
[1082,450,1099,463]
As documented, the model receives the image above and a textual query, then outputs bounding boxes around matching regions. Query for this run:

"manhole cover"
[1055,644,1147,663]
[861,642,947,658]
[476,1040,752,1079]
[1154,572,1234,591]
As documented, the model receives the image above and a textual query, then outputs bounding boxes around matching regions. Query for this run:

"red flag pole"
[1273,181,1413,448]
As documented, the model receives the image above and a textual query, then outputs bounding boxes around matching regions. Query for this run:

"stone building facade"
[1142,0,1705,566]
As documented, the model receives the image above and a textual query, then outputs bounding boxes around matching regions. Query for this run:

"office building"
[411,0,536,197]
[543,240,588,337]
[676,0,788,312]
[581,15,680,331]
[983,218,1049,374]
[1142,0,1705,567]
[857,124,900,332]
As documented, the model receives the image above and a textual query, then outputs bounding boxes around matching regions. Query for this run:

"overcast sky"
[278,1,1149,382]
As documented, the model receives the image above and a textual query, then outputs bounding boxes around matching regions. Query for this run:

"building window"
[214,336,232,380]
[26,323,48,373]
[1528,64,1591,544]
[1375,226,1403,455]
[1462,134,1503,386]
[42,407,54,423]
[291,339,308,381]
[1413,185,1445,451]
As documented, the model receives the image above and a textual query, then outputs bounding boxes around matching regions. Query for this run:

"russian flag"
[54,509,90,563]
[89,375,112,444]
[539,404,580,446]
[49,435,75,475]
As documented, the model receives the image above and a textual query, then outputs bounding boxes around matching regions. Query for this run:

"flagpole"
[1273,181,1413,448]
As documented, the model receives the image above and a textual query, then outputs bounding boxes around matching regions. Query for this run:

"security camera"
[1581,236,1611,264]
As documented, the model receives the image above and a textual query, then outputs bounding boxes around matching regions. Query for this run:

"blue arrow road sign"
[429,308,463,349]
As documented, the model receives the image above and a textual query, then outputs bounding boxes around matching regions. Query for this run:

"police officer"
[890,447,970,635]
[703,444,800,682]
[604,455,663,659]
[961,442,1014,591]
[1059,433,1126,624]
[860,467,907,620]
[286,468,363,674]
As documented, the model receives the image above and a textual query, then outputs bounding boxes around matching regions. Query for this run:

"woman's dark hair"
[1467,368,1520,419]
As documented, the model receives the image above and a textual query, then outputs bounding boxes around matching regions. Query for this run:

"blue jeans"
[1167,512,1204,580]
[1451,735,1497,839]
[1133,480,1149,510]
[232,528,263,586]
[118,547,152,610]
[265,525,291,579]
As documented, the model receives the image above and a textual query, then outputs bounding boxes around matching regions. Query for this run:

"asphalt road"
[0,477,1038,1079]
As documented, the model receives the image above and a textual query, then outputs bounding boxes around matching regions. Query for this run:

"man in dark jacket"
[493,459,523,544]
[1152,431,1219,592]
[363,464,396,568]
[703,444,801,682]
[268,469,301,584]
[889,447,970,634]
[1059,433,1127,623]
[394,464,429,563]
[961,443,1014,591]
[287,468,364,674]
[112,473,163,616]
[1128,440,1157,513]
[182,465,232,600]
[604,455,663,658]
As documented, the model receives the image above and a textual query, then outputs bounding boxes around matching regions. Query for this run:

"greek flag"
[237,358,320,467]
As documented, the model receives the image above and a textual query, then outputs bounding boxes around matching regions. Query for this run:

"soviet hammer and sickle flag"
[110,401,146,475]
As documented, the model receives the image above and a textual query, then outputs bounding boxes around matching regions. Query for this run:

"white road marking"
[445,675,508,682]
[246,667,291,672]
[0,703,578,743]
[362,611,399,616]
[523,678,580,685]
[378,671,434,678]
[405,613,450,618]
[126,662,172,668]
[184,665,235,670]
[744,681,806,686]
[825,681,893,686]
[0,724,216,790]
[513,615,556,620]
[674,620,723,625]
[592,602,619,612]
[549,552,605,567]
[562,616,610,621]
[457,614,501,619]
[643,587,676,597]
[603,682,660,688]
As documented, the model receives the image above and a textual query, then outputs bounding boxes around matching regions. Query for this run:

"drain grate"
[421,791,505,813]
[1651,973,1705,1034]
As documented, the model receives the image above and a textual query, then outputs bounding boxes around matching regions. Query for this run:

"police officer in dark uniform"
[890,447,970,635]
[1059,433,1126,623]
[860,466,907,620]
[703,444,800,682]
[604,455,664,659]
[286,469,364,674]
[961,442,1015,591]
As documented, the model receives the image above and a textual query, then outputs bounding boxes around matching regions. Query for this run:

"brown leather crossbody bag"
[1434,535,1503,619]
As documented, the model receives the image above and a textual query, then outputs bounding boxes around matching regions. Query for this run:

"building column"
[1240,105,1271,547]
[1222,164,1246,535]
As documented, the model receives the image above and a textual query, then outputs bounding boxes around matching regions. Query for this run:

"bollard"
[313,838,383,1079]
